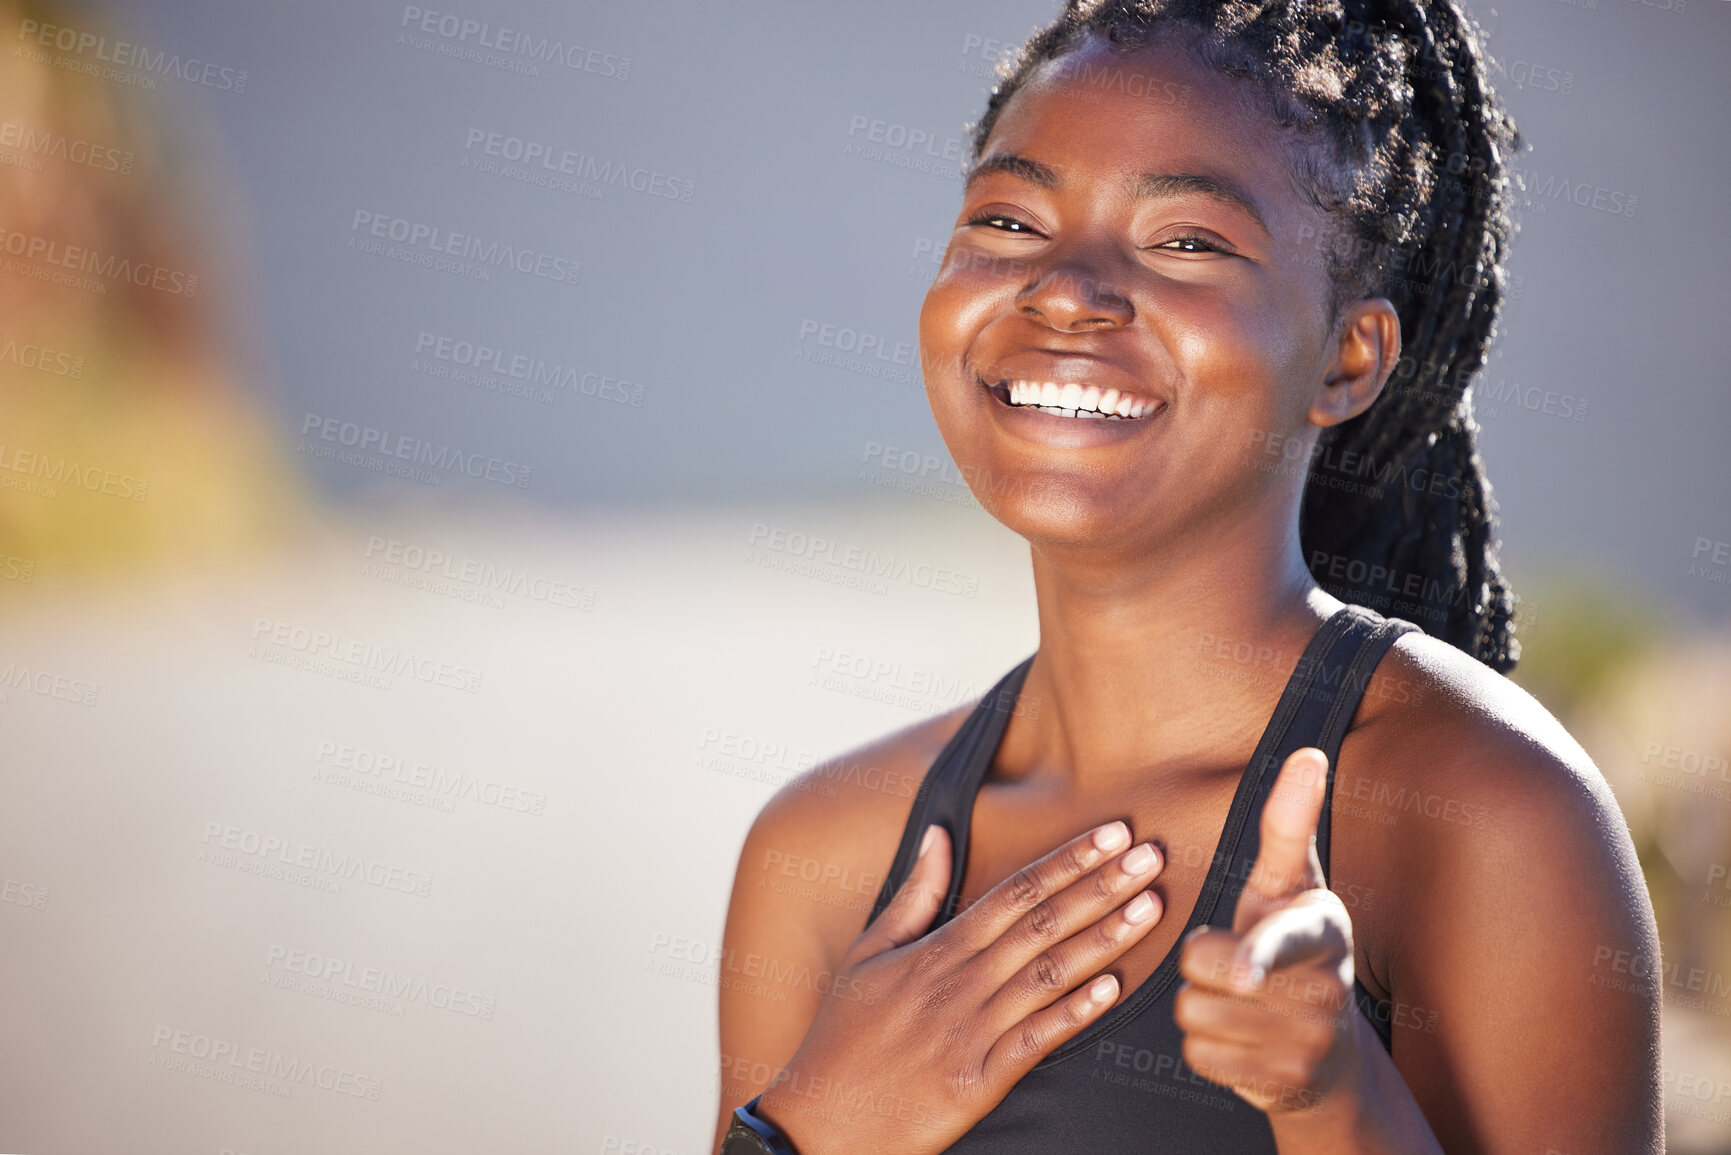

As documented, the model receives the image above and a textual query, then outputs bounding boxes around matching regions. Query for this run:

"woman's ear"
[1310,297,1401,428]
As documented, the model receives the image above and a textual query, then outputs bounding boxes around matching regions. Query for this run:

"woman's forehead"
[979,38,1314,216]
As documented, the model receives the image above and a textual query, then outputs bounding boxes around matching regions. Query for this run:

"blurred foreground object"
[0,0,300,593]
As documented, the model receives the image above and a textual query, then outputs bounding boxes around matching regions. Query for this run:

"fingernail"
[1122,843,1158,874]
[1093,821,1129,853]
[1124,892,1156,924]
[1089,974,1118,1003]
[919,826,937,857]
[1181,924,1210,945]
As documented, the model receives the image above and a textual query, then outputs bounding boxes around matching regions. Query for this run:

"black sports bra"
[863,604,1419,1151]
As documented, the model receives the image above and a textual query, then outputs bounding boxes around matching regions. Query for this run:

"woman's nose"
[1016,254,1134,332]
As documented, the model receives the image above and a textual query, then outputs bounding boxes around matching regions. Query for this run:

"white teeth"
[991,377,1158,420]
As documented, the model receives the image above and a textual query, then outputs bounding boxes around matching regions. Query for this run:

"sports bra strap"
[864,655,1035,928]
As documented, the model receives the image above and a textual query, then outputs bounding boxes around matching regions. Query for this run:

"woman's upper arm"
[1386,731,1663,1154]
[709,710,960,1152]
[712,789,839,1152]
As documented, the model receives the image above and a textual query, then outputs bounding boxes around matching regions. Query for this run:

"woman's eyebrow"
[1132,172,1270,235]
[964,152,1061,190]
[965,152,1270,235]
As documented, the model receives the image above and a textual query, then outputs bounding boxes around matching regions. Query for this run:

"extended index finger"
[947,820,1133,950]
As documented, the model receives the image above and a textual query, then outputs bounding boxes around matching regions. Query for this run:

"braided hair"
[966,0,1522,672]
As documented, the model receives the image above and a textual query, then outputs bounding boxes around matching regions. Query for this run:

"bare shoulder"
[735,702,976,958]
[1334,627,1658,999]
[713,703,976,1141]
[1349,628,1623,837]
[1330,622,1663,1150]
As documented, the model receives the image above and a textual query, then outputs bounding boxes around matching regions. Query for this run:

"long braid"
[964,0,1522,671]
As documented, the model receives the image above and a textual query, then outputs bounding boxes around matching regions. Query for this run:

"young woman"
[715,2,1661,1151]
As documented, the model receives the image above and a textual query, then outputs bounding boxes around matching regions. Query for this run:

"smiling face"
[920,33,1388,558]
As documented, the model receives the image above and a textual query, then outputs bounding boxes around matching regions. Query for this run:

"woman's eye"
[964,212,1040,235]
[1153,234,1225,254]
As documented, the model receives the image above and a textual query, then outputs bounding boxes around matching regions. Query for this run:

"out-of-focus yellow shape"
[0,0,303,597]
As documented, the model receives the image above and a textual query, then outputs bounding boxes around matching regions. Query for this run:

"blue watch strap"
[727,1094,799,1154]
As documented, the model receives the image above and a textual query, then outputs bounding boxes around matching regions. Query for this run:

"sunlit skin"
[921,50,1382,575]
[716,33,1661,1155]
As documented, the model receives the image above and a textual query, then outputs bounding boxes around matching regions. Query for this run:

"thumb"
[848,824,953,964]
[1233,747,1329,934]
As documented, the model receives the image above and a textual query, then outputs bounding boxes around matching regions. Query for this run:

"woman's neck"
[1007,514,1341,794]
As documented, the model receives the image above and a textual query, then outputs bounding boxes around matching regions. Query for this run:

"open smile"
[977,373,1162,420]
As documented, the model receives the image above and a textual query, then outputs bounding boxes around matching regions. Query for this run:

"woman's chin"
[973,485,1152,551]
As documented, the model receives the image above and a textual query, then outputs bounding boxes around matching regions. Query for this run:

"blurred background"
[0,0,1727,1151]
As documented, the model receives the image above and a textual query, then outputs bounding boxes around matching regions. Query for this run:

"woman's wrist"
[749,1086,827,1155]
[722,1093,804,1155]
[1266,1014,1442,1155]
